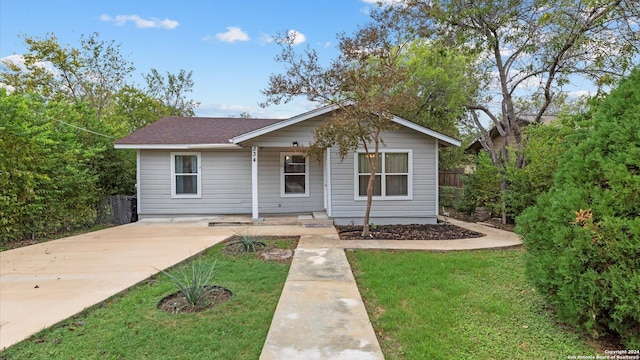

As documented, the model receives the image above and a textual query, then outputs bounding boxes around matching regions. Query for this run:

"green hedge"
[1,92,100,242]
[516,69,640,347]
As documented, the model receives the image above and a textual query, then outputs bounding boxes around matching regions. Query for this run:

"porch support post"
[251,146,259,220]
[325,147,332,217]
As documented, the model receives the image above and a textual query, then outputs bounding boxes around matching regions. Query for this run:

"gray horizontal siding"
[245,115,330,147]
[138,147,324,218]
[329,126,438,223]
[257,147,324,214]
[138,149,253,217]
[136,114,441,222]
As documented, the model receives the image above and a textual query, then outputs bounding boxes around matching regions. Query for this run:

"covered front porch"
[249,145,332,221]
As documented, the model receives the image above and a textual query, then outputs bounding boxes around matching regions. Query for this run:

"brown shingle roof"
[115,117,284,145]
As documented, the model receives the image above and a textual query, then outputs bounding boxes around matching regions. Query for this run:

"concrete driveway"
[0,221,239,349]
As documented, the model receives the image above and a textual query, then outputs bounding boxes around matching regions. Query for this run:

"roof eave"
[114,143,242,150]
[391,116,461,147]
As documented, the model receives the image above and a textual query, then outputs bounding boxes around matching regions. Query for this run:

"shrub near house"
[516,68,640,348]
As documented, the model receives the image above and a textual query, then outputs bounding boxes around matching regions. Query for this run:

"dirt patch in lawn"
[336,223,485,240]
[157,286,233,314]
[222,235,299,260]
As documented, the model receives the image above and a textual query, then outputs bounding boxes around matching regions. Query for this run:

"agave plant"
[234,233,266,253]
[158,258,217,308]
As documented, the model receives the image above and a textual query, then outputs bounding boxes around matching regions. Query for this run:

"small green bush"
[461,152,502,216]
[439,186,464,209]
[234,233,266,253]
[158,258,218,308]
[516,68,640,347]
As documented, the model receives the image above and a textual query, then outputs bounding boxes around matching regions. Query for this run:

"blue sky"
[1,0,384,118]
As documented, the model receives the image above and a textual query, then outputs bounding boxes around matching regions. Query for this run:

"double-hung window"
[171,152,201,198]
[355,150,412,200]
[281,153,309,197]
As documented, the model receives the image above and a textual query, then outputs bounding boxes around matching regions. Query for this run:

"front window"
[356,151,411,200]
[281,153,308,197]
[171,152,201,198]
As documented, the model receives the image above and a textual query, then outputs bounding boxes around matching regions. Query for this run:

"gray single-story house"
[114,104,460,224]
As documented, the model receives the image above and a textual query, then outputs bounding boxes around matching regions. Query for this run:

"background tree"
[388,0,639,166]
[502,104,599,218]
[394,41,479,170]
[376,0,639,222]
[105,85,168,134]
[0,32,199,243]
[143,68,199,116]
[0,90,101,241]
[515,68,640,347]
[0,32,134,119]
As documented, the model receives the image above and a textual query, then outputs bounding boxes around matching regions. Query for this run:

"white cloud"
[287,30,306,45]
[1,54,58,75]
[100,14,179,29]
[1,54,28,71]
[259,33,274,45]
[0,83,15,92]
[362,0,405,5]
[567,90,594,98]
[361,0,408,7]
[215,26,250,43]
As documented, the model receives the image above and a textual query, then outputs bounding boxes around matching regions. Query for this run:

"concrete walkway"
[260,218,521,359]
[261,229,384,360]
[0,217,521,356]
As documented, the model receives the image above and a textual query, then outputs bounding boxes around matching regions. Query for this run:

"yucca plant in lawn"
[234,232,266,253]
[157,258,217,308]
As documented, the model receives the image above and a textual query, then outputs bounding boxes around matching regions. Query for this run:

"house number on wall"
[252,146,258,162]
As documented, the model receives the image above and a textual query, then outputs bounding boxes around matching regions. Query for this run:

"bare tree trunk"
[362,132,381,237]
[362,160,375,237]
[500,177,508,225]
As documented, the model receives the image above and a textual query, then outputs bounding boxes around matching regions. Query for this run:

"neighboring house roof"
[114,117,283,149]
[115,104,461,149]
[465,114,556,153]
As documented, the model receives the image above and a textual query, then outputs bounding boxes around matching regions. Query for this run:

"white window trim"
[281,152,309,198]
[170,152,202,199]
[353,149,413,201]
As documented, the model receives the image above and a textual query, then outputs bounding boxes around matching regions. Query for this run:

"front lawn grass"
[347,248,598,359]
[1,238,296,359]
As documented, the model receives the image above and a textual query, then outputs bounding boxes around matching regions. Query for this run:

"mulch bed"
[157,286,233,314]
[336,223,485,240]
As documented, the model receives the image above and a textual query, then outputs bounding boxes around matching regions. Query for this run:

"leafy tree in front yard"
[515,68,640,347]
[262,24,476,236]
[261,27,415,237]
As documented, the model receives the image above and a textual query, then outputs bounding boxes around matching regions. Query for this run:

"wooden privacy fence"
[439,170,464,188]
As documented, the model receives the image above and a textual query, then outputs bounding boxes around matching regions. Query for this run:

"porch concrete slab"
[0,222,238,349]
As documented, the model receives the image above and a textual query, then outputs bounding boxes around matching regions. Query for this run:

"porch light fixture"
[291,141,299,147]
